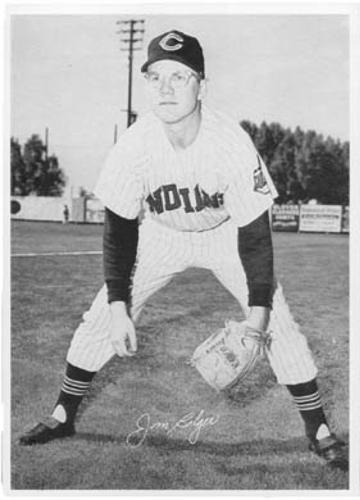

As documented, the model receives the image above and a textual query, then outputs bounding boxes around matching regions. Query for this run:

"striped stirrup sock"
[286,378,330,441]
[62,376,92,396]
[293,392,323,411]
[51,363,96,424]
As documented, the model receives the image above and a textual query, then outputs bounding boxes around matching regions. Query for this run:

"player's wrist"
[109,301,128,316]
[247,306,270,332]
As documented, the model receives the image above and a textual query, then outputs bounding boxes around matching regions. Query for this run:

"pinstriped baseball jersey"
[69,105,318,384]
[94,106,278,230]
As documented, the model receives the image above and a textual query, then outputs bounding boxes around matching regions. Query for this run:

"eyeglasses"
[144,70,200,90]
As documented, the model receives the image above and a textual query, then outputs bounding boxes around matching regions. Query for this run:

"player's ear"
[198,78,207,101]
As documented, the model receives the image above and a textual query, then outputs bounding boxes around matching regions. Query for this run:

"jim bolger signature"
[126,409,220,448]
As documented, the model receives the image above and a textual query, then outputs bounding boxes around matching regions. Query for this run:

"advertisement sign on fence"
[299,205,342,233]
[271,204,300,232]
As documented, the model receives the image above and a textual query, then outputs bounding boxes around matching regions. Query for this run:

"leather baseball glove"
[190,320,271,391]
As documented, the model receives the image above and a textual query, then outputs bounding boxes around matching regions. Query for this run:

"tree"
[240,120,258,142]
[302,133,348,205]
[11,135,66,196]
[11,138,26,195]
[239,120,349,205]
[270,129,300,203]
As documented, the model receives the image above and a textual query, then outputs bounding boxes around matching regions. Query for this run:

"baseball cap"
[141,30,205,78]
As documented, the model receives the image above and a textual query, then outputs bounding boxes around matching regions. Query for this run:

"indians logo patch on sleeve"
[253,155,270,195]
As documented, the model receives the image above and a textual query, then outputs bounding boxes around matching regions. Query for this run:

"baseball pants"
[67,217,317,384]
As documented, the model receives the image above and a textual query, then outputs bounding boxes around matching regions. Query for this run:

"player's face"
[144,60,205,124]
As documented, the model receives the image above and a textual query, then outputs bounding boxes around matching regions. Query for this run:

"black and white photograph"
[4,2,359,493]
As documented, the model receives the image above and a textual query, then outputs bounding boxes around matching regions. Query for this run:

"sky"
[10,13,349,192]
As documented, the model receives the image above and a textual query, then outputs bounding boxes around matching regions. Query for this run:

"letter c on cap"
[159,32,184,51]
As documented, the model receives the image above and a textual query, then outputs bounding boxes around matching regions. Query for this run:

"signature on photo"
[126,409,220,448]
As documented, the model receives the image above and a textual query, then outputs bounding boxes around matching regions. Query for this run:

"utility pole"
[116,19,145,128]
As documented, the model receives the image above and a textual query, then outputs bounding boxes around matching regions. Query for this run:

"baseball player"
[19,30,348,471]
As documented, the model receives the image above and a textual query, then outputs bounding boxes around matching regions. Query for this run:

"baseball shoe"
[309,433,348,471]
[19,416,75,446]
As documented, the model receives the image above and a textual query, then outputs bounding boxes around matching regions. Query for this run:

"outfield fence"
[272,204,348,233]
[11,196,71,222]
[11,196,349,233]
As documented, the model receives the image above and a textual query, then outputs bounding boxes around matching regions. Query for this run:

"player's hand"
[109,302,137,357]
[247,306,270,332]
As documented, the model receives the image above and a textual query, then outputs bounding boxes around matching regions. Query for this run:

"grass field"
[9,220,349,490]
